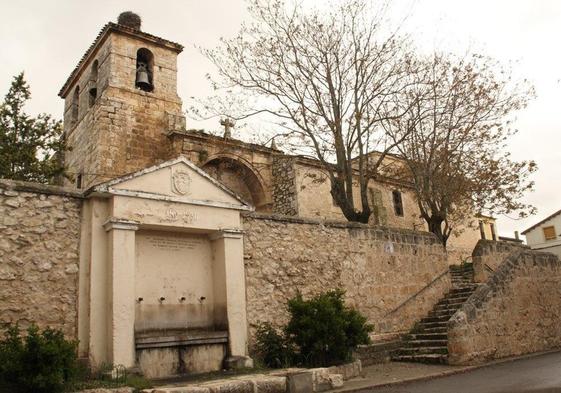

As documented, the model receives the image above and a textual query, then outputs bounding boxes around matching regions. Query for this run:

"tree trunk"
[427,216,448,248]
[331,183,371,223]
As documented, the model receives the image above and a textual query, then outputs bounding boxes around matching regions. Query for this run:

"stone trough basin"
[135,329,229,379]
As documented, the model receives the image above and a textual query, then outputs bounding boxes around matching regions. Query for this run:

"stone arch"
[202,155,269,212]
[136,48,154,92]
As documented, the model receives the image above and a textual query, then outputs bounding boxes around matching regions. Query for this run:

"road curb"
[330,349,561,392]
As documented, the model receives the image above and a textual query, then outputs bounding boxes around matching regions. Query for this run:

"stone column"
[103,217,139,368]
[211,229,252,368]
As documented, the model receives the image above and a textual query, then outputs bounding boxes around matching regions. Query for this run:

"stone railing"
[472,240,528,283]
[448,248,561,365]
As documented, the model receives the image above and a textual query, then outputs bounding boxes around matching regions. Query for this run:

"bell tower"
[58,12,185,189]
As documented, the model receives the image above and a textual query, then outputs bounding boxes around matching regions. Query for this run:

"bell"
[136,64,152,91]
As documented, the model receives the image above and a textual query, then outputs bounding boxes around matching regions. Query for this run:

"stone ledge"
[73,388,133,393]
[472,239,528,257]
[243,212,441,244]
[354,341,402,366]
[0,178,83,198]
[452,249,561,328]
[141,360,362,393]
[135,330,229,350]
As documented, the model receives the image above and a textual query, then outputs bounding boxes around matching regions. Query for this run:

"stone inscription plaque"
[146,235,202,252]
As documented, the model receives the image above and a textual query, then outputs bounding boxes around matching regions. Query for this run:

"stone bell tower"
[58,12,185,189]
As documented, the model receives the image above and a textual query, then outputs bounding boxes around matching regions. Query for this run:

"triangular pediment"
[92,157,252,211]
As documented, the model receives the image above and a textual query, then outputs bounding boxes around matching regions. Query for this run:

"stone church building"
[59,14,494,260]
[5,12,559,380]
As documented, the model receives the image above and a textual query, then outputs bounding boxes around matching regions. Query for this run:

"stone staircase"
[392,263,478,364]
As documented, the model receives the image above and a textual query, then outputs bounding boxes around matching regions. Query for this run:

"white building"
[522,209,561,259]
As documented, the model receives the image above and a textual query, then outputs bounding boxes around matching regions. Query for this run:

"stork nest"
[118,11,142,30]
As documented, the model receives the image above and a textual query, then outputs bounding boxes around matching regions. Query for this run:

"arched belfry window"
[88,60,98,107]
[71,86,80,124]
[136,48,154,92]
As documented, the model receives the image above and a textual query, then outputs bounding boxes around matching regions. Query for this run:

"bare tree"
[199,0,415,223]
[385,52,536,246]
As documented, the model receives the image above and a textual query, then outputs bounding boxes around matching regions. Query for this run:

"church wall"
[293,162,425,230]
[0,180,82,338]
[446,225,485,264]
[169,131,275,211]
[291,161,489,263]
[272,155,299,216]
[242,213,451,346]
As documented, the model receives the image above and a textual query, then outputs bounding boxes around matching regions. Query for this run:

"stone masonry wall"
[448,249,561,365]
[272,156,298,216]
[0,180,82,338]
[63,30,183,190]
[242,213,450,346]
[472,240,529,283]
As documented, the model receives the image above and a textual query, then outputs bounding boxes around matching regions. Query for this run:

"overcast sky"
[1,0,559,238]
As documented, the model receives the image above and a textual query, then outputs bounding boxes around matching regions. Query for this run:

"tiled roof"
[521,209,561,235]
[58,22,183,98]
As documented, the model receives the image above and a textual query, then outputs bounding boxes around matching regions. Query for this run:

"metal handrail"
[385,269,450,316]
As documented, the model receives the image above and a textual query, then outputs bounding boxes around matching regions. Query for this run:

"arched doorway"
[202,157,269,212]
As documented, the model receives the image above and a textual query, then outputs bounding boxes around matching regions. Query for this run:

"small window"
[136,48,154,92]
[479,221,486,240]
[490,223,497,241]
[543,226,557,241]
[88,60,98,107]
[76,173,83,189]
[392,190,403,217]
[71,86,79,124]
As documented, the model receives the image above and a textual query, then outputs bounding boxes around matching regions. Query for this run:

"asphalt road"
[362,351,561,393]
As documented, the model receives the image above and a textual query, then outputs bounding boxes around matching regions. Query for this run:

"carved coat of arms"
[171,169,192,196]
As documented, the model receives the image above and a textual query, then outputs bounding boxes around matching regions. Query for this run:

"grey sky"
[1,0,559,239]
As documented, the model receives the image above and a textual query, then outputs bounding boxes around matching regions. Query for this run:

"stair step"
[450,287,477,294]
[404,339,448,348]
[419,326,447,333]
[406,333,447,340]
[443,294,473,300]
[393,354,447,364]
[439,296,471,303]
[394,266,476,366]
[431,305,460,312]
[416,320,448,328]
[433,303,463,311]
[397,346,448,355]
[420,315,451,323]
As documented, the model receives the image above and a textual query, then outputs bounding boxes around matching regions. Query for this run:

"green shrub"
[285,289,372,367]
[254,289,373,369]
[254,322,295,368]
[0,324,78,393]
